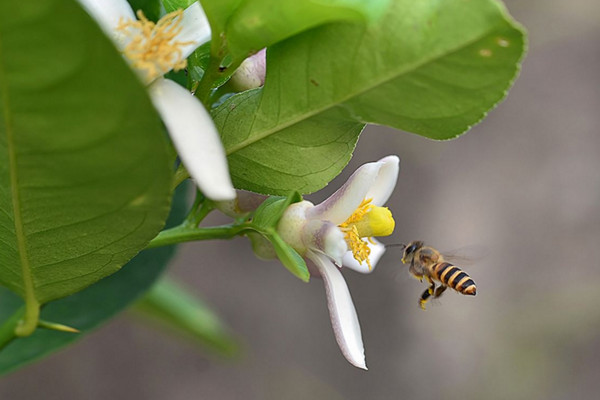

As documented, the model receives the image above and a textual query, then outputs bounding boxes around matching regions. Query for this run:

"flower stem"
[147,223,255,249]
[172,164,190,190]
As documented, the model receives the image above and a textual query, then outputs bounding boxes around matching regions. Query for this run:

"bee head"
[401,240,424,264]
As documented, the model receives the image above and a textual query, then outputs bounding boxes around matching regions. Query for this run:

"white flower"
[78,0,235,201]
[277,156,399,369]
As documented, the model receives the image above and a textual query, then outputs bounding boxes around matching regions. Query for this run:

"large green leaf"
[200,0,390,62]
[214,98,363,194]
[214,0,525,195]
[0,1,172,331]
[0,184,189,375]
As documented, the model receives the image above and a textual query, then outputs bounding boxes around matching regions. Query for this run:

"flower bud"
[230,49,266,91]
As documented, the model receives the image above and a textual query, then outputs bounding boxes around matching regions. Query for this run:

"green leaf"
[252,192,302,230]
[263,0,525,140]
[269,232,309,282]
[162,0,196,13]
[0,184,190,375]
[127,0,162,21]
[0,1,173,332]
[206,0,390,62]
[132,278,237,356]
[213,96,364,195]
[214,0,525,194]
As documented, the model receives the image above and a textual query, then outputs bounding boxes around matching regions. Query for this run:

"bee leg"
[419,281,436,310]
[434,285,447,299]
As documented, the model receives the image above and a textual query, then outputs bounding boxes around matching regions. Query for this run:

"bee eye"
[406,245,416,254]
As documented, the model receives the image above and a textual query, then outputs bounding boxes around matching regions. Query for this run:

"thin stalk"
[172,164,190,190]
[147,223,254,249]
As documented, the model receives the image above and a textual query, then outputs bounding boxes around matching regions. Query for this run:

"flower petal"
[307,162,381,225]
[366,156,400,206]
[77,0,135,37]
[302,220,347,265]
[342,238,386,274]
[308,252,367,370]
[177,1,212,60]
[148,78,235,201]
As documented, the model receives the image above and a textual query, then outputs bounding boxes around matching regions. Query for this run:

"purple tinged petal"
[307,162,380,225]
[366,156,400,206]
[342,238,386,274]
[308,251,367,370]
[301,220,347,265]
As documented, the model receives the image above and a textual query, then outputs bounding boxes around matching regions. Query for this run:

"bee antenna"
[386,243,406,250]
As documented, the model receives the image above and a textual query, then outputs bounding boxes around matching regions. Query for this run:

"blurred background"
[2,0,600,398]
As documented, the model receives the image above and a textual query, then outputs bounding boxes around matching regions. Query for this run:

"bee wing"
[442,245,488,266]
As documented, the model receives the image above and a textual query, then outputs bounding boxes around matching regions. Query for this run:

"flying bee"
[394,241,477,310]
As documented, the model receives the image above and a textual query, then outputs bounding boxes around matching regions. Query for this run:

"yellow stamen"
[338,198,395,270]
[115,9,194,82]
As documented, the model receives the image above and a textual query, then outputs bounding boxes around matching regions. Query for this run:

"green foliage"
[250,192,309,281]
[214,0,525,195]
[252,192,302,231]
[0,1,173,333]
[127,0,162,21]
[268,232,309,282]
[0,184,189,375]
[202,0,390,62]
[133,278,238,356]
[162,0,196,13]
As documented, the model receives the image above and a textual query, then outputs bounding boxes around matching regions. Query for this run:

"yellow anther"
[353,206,395,238]
[340,225,372,270]
[115,9,194,83]
[338,198,395,270]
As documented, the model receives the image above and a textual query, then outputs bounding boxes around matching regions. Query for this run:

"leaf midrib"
[225,20,508,155]
[0,31,39,317]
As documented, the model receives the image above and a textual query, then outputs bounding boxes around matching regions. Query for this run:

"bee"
[398,241,477,310]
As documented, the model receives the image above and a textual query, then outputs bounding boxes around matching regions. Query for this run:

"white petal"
[308,252,367,370]
[307,162,380,225]
[148,78,235,201]
[177,2,212,60]
[77,0,135,37]
[366,156,400,206]
[301,220,347,265]
[342,238,386,274]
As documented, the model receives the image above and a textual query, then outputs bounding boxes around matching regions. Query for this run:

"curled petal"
[302,220,347,265]
[77,0,135,37]
[308,252,367,370]
[148,78,235,201]
[177,2,212,60]
[366,156,400,206]
[307,162,380,225]
[342,238,386,274]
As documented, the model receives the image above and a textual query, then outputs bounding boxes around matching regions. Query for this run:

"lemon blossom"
[78,0,235,201]
[277,156,399,369]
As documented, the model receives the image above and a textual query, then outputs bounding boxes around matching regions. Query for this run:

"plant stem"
[195,55,223,106]
[147,223,254,249]
[172,164,190,190]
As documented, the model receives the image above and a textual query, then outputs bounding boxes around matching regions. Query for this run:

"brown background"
[2,1,600,399]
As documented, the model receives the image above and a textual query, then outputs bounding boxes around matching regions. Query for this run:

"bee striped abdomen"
[432,262,477,296]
